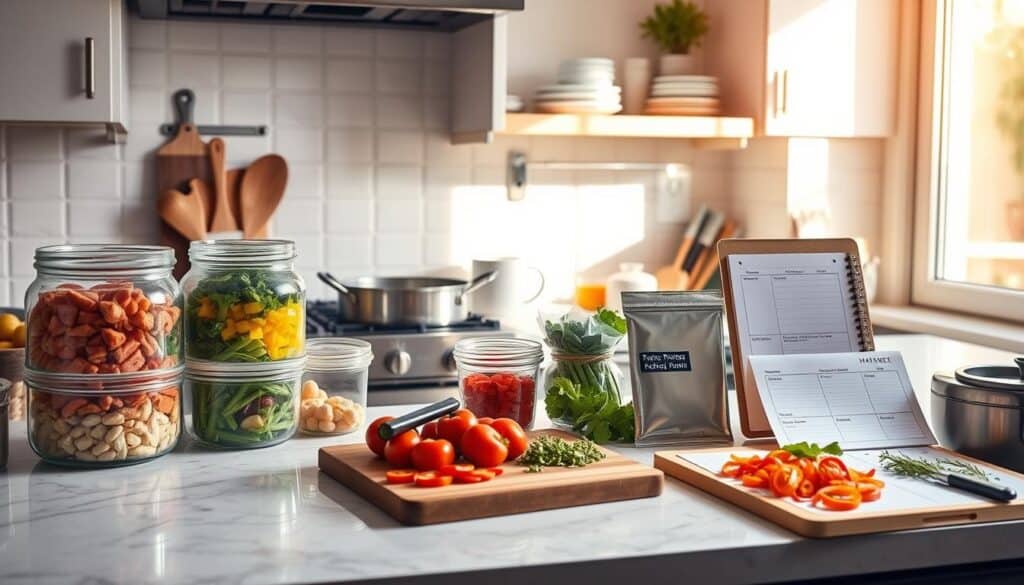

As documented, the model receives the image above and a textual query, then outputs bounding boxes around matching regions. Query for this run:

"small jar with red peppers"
[452,337,542,429]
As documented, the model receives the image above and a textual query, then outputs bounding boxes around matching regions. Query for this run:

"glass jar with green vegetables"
[541,308,633,443]
[184,357,304,449]
[182,240,305,363]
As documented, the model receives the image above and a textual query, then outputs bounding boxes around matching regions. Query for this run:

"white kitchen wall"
[0,14,882,308]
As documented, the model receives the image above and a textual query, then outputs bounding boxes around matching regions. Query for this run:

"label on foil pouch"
[638,351,691,373]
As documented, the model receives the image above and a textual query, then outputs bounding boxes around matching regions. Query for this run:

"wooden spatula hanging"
[240,154,288,238]
[158,178,209,242]
[156,89,211,278]
[207,137,241,236]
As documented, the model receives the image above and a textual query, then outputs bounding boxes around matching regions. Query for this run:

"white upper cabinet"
[706,0,898,137]
[0,0,127,137]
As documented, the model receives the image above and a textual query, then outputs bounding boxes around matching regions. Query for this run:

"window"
[913,0,1024,320]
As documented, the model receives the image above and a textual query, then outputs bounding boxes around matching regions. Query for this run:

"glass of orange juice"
[575,282,606,311]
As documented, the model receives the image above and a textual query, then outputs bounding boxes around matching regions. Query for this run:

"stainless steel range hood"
[135,0,523,32]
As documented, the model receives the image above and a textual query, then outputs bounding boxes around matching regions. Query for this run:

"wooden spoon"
[158,178,208,241]
[240,154,288,238]
[207,138,238,233]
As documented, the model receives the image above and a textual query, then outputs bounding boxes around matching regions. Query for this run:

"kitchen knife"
[655,205,709,290]
[944,473,1017,502]
[679,211,725,288]
[378,397,461,440]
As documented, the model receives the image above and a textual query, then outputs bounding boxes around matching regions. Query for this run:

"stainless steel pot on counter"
[932,357,1024,472]
[317,271,497,326]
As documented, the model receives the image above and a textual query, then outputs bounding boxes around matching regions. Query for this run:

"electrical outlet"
[656,164,691,223]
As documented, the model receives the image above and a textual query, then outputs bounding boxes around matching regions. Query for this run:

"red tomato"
[486,467,505,476]
[454,468,496,483]
[365,416,394,458]
[439,463,475,476]
[487,418,528,460]
[437,409,477,451]
[421,421,439,440]
[476,417,496,425]
[385,469,416,484]
[384,429,421,468]
[460,424,508,468]
[461,372,535,427]
[410,439,456,471]
[414,471,453,488]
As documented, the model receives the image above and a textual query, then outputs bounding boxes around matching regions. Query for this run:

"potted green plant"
[639,0,710,76]
[995,27,1024,240]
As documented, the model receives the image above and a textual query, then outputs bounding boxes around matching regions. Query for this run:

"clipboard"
[717,238,875,439]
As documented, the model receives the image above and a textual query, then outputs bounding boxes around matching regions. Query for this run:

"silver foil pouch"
[623,290,732,447]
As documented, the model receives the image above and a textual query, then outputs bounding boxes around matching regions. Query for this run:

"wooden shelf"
[499,113,754,148]
[965,241,1024,260]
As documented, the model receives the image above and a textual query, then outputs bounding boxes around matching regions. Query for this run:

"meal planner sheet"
[748,351,936,450]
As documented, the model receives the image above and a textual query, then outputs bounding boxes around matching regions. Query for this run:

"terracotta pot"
[1008,200,1024,240]
[659,53,697,76]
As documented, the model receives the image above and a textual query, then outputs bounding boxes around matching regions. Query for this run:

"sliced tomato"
[766,449,794,463]
[720,460,744,478]
[486,467,505,476]
[414,471,454,488]
[818,456,850,482]
[795,478,817,500]
[741,474,767,488]
[812,484,862,511]
[455,469,496,483]
[385,469,416,484]
[438,463,475,476]
[770,465,804,498]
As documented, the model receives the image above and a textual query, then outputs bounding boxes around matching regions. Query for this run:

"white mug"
[469,257,545,321]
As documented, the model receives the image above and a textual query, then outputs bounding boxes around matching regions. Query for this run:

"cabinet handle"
[85,37,95,99]
[772,70,779,117]
[781,69,789,114]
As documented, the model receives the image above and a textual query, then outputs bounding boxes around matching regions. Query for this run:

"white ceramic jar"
[605,263,658,313]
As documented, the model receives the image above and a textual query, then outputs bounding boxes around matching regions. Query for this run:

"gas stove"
[306,301,512,388]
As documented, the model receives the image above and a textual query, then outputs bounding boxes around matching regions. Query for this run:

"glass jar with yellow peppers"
[182,240,305,363]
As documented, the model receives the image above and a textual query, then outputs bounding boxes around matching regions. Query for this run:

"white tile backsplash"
[0,15,885,305]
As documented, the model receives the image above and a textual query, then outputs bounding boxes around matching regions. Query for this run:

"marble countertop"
[1,334,1022,585]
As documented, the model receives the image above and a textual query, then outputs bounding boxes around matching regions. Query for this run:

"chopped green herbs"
[879,451,991,481]
[544,376,634,443]
[519,436,606,472]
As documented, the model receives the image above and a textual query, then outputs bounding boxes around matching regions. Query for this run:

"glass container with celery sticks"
[182,240,305,362]
[541,307,633,443]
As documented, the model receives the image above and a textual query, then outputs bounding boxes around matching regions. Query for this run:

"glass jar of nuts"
[299,338,372,435]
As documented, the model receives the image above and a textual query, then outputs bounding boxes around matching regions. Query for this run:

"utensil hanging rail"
[506,150,688,201]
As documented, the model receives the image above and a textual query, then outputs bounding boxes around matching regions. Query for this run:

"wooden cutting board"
[156,123,210,279]
[655,446,1024,538]
[319,429,664,525]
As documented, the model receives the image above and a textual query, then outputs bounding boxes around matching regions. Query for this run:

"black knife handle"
[378,398,460,441]
[947,473,1017,502]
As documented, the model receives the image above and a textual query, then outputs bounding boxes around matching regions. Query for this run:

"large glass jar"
[181,240,305,363]
[300,338,372,436]
[25,245,182,374]
[184,357,304,449]
[26,366,184,467]
[539,307,630,443]
[453,337,542,429]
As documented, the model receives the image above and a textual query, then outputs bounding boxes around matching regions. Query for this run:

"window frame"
[911,0,1024,321]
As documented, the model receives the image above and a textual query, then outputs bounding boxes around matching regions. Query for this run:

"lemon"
[0,313,21,341]
[11,324,26,348]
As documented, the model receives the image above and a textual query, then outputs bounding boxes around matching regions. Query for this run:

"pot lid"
[954,357,1024,392]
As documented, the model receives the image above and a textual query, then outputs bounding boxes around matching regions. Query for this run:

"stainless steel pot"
[317,271,497,326]
[931,357,1024,472]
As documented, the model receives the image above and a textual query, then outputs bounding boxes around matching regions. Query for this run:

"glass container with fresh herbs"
[182,240,305,363]
[540,307,633,443]
[184,357,304,449]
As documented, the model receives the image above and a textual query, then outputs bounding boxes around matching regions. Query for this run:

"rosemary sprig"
[878,451,991,481]
[518,436,606,472]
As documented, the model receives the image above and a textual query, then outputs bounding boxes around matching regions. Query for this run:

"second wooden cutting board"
[319,429,664,525]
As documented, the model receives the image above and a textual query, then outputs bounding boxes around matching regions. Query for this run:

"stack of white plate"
[507,94,524,112]
[644,75,720,116]
[534,58,622,115]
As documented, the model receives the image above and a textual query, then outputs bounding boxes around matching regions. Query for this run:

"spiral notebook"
[718,238,874,438]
